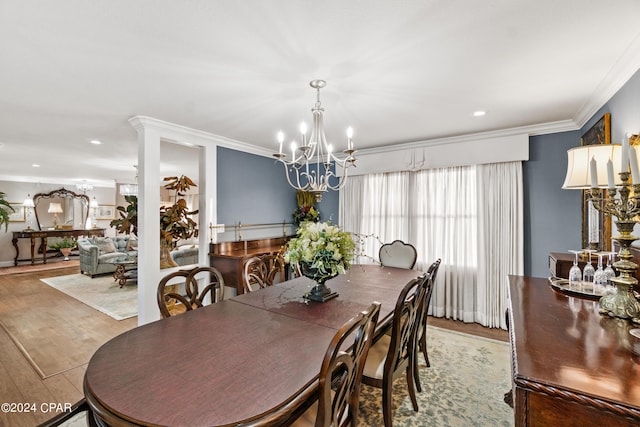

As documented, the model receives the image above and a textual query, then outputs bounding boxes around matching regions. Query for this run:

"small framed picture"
[96,205,116,220]
[8,203,25,222]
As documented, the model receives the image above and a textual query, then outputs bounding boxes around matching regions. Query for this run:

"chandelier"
[76,181,94,194]
[120,165,139,197]
[273,80,356,202]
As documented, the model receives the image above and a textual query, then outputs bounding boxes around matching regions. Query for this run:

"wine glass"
[593,253,606,292]
[568,250,582,288]
[583,250,596,284]
[604,252,617,294]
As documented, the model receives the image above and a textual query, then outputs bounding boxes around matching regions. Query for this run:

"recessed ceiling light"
[32,164,40,168]
[90,139,102,145]
[473,111,486,117]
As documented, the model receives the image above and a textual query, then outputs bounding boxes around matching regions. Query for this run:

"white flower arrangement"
[284,221,355,284]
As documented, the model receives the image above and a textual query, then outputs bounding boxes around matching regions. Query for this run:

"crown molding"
[0,174,116,188]
[355,120,578,156]
[128,116,274,158]
[573,33,640,128]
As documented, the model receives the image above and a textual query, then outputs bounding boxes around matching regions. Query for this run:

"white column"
[130,120,162,325]
[199,144,217,263]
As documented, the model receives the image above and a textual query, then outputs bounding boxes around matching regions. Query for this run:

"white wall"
[0,180,117,267]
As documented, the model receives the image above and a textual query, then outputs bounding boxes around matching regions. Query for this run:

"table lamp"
[563,140,640,323]
[48,202,63,229]
[23,194,34,231]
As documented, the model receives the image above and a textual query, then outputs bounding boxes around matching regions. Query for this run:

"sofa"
[78,236,199,277]
[171,244,199,266]
[78,236,137,277]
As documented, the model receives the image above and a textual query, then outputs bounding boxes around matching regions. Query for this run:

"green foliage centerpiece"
[284,221,355,302]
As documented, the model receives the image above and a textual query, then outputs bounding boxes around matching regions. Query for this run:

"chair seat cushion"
[363,334,390,380]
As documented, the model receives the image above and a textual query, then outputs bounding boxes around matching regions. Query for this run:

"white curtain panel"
[476,161,524,329]
[339,161,523,329]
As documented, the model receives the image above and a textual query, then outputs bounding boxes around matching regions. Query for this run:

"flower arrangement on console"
[284,221,355,286]
[292,190,320,226]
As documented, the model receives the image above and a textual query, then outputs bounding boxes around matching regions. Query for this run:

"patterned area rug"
[358,326,513,426]
[40,273,137,320]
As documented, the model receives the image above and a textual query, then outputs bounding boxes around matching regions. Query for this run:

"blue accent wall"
[216,146,340,238]
[524,131,581,277]
[217,146,297,226]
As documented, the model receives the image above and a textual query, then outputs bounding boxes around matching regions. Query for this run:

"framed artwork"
[96,205,116,220]
[580,113,611,252]
[8,203,25,222]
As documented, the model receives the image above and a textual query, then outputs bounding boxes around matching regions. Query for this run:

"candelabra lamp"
[589,172,640,323]
[563,141,640,323]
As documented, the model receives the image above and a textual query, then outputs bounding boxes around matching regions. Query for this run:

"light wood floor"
[0,265,137,427]
[0,264,508,426]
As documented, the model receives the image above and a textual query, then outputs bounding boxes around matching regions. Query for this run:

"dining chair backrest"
[379,240,417,269]
[157,266,224,318]
[314,301,381,427]
[386,274,428,376]
[362,274,430,426]
[243,253,285,293]
[412,258,441,394]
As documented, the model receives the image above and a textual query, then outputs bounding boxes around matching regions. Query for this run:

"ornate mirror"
[33,188,90,230]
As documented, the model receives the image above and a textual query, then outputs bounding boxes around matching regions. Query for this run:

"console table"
[210,236,291,295]
[12,228,105,266]
[508,275,640,426]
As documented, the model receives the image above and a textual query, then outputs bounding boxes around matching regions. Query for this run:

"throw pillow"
[127,238,138,251]
[94,237,116,254]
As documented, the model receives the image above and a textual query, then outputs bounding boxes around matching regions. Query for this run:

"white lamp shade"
[562,144,623,189]
[48,202,63,214]
[90,197,99,208]
[23,196,34,207]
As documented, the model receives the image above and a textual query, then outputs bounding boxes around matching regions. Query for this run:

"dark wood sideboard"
[508,275,640,426]
[209,236,291,295]
[12,228,105,265]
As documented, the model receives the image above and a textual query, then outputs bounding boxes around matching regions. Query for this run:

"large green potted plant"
[110,195,138,236]
[110,175,198,268]
[159,175,198,268]
[0,191,15,232]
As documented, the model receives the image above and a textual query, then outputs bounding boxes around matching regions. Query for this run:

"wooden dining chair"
[361,274,430,427]
[157,266,224,318]
[413,258,441,392]
[243,253,285,292]
[378,240,417,269]
[288,302,381,427]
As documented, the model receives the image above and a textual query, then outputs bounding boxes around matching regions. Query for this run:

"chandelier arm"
[280,161,305,191]
[300,170,318,190]
[326,168,350,191]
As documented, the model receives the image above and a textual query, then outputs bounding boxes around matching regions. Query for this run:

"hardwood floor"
[0,266,137,427]
[0,263,508,426]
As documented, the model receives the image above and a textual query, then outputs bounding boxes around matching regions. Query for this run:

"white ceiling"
[1,0,640,187]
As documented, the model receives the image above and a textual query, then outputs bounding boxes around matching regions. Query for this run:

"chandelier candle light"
[273,80,357,202]
[563,137,640,322]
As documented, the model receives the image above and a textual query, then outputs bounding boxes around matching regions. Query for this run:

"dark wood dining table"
[83,264,421,426]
